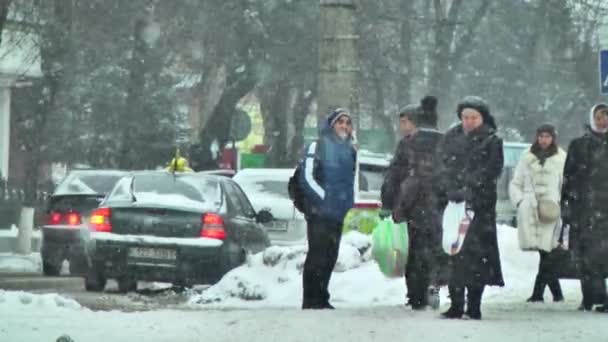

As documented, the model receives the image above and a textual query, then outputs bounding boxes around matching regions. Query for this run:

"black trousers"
[531,250,563,299]
[405,228,437,307]
[302,216,342,308]
[448,282,485,314]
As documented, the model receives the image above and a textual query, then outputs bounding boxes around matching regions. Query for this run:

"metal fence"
[0,178,52,228]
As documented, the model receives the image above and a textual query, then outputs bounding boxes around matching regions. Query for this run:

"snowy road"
[1,296,606,342]
[2,227,608,341]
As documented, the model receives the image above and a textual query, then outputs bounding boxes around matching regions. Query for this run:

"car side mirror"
[256,209,274,224]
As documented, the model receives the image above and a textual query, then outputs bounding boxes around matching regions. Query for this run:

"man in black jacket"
[381,96,444,310]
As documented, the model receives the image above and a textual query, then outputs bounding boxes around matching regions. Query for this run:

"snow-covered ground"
[1,225,607,342]
[0,252,41,273]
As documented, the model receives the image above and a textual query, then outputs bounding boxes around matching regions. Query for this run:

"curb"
[0,275,83,291]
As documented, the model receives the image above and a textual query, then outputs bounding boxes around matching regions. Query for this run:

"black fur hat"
[398,95,438,128]
[456,96,497,129]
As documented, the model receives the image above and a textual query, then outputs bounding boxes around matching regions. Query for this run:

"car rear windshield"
[54,172,125,196]
[108,173,221,211]
[238,177,289,199]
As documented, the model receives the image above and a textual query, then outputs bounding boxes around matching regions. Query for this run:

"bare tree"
[428,0,491,105]
[0,0,11,46]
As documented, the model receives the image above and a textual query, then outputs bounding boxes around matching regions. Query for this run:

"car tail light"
[46,211,81,226]
[46,212,63,225]
[354,202,381,209]
[90,207,112,232]
[200,213,226,240]
[66,212,82,225]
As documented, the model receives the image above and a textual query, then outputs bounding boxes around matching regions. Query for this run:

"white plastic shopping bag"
[442,201,474,255]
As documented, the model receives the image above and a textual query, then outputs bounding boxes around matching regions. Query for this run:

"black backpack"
[288,164,307,214]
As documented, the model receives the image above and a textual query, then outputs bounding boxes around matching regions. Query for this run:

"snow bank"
[0,291,83,311]
[0,252,42,273]
[188,225,583,309]
[188,231,404,307]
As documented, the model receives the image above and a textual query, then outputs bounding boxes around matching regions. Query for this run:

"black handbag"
[547,246,581,279]
[546,223,581,279]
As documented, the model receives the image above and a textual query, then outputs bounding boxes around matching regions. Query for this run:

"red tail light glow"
[90,207,112,232]
[46,212,63,225]
[66,212,82,225]
[46,211,81,226]
[353,202,381,209]
[200,213,226,240]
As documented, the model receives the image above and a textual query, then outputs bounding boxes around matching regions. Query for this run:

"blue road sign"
[601,50,608,95]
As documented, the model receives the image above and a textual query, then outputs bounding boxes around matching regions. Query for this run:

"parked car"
[41,169,127,276]
[233,168,307,246]
[343,152,390,234]
[496,142,531,226]
[85,171,272,292]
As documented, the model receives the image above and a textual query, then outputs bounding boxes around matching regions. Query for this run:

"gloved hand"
[446,188,471,203]
[378,208,392,219]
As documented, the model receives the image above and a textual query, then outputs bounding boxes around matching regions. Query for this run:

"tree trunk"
[429,0,490,107]
[0,0,10,46]
[287,87,315,165]
[194,69,256,171]
[118,18,148,169]
[397,0,414,109]
[22,0,73,205]
[260,79,292,168]
[372,68,394,148]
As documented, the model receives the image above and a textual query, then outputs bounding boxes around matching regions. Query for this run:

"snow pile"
[188,231,399,307]
[0,252,42,273]
[0,290,83,311]
[188,225,583,308]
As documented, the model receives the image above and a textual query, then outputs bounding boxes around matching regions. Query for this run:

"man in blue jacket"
[299,108,357,309]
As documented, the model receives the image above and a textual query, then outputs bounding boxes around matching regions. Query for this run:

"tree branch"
[450,0,491,63]
[0,0,11,46]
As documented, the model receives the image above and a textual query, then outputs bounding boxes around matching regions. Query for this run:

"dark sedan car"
[85,171,272,292]
[41,169,127,276]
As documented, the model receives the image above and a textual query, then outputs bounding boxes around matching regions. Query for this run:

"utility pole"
[318,0,360,132]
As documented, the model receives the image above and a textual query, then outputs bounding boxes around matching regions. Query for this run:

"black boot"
[465,285,484,320]
[578,301,593,311]
[441,285,464,319]
[548,278,564,302]
[526,275,545,302]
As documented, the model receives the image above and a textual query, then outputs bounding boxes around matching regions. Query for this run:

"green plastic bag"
[371,217,409,278]
[342,208,381,235]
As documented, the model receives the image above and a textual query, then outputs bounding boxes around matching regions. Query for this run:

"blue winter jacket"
[297,116,356,224]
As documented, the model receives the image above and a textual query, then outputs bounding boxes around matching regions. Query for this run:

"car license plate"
[128,247,176,260]
[268,220,288,231]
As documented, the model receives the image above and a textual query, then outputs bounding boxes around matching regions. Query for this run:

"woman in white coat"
[509,124,566,302]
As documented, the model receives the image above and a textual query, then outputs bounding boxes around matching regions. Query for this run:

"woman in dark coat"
[561,103,608,312]
[437,96,504,320]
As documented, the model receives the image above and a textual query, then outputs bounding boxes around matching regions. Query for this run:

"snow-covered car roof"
[234,168,294,178]
[233,168,301,220]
